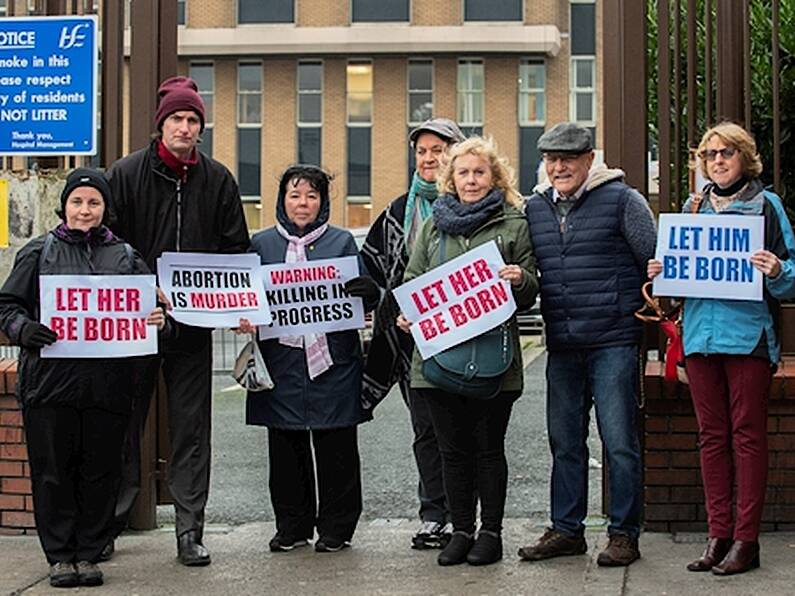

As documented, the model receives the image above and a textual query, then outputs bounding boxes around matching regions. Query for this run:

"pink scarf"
[275,223,334,379]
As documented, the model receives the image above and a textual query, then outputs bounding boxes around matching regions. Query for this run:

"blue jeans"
[546,345,642,538]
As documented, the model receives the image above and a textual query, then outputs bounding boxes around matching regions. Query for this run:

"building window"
[352,0,409,22]
[238,0,294,24]
[0,0,6,16]
[518,59,545,125]
[177,0,186,25]
[570,0,596,56]
[408,60,433,126]
[190,62,214,156]
[570,57,595,125]
[298,61,322,166]
[346,60,372,226]
[237,62,262,229]
[464,0,522,21]
[457,59,484,134]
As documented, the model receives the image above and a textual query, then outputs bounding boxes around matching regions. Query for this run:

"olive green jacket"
[403,203,539,391]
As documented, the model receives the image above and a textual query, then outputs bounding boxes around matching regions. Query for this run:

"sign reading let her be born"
[653,213,764,301]
[394,241,516,360]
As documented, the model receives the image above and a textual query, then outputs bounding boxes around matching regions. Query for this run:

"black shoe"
[75,561,104,586]
[177,530,211,566]
[49,562,78,588]
[269,533,310,552]
[467,530,503,566]
[99,538,115,562]
[437,531,473,566]
[411,521,445,550]
[315,536,350,553]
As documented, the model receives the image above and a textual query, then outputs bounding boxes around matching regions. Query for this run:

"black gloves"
[20,322,57,349]
[344,276,381,310]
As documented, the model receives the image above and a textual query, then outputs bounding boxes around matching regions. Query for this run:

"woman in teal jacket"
[649,122,795,576]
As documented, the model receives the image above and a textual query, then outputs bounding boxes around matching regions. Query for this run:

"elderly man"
[519,123,656,566]
[105,76,250,566]
[360,117,465,550]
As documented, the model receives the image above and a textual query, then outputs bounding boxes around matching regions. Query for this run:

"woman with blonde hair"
[649,122,795,575]
[398,136,538,566]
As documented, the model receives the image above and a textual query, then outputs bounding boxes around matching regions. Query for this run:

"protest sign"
[393,241,516,360]
[653,213,764,301]
[39,275,156,358]
[157,252,272,328]
[257,256,365,338]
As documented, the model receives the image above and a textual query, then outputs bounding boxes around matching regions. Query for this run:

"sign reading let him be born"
[653,213,764,301]
[393,241,516,360]
[39,275,157,358]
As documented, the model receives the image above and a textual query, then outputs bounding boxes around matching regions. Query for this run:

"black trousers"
[113,332,212,538]
[24,405,128,564]
[267,426,362,542]
[402,386,448,524]
[420,389,517,535]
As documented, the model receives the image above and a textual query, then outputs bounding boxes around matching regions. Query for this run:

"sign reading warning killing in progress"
[157,252,272,328]
[0,16,98,155]
[653,213,764,301]
[393,241,516,360]
[258,256,365,339]
[39,275,157,358]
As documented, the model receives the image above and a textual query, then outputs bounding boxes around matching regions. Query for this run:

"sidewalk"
[3,520,794,595]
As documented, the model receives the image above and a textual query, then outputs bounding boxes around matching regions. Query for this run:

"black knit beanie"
[58,168,113,223]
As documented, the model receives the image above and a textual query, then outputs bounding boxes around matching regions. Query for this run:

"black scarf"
[432,189,504,236]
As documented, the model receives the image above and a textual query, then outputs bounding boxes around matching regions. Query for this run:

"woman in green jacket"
[398,136,538,566]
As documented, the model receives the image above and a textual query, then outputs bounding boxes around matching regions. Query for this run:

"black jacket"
[105,140,250,271]
[0,229,152,412]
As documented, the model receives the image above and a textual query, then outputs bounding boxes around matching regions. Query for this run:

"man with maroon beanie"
[105,76,249,566]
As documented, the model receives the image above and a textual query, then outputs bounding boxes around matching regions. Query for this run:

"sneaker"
[411,521,445,550]
[49,562,78,588]
[315,537,350,553]
[269,533,310,552]
[75,560,104,586]
[517,527,588,561]
[439,522,454,548]
[596,534,640,567]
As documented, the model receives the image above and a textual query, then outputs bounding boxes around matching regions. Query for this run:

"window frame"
[351,0,410,23]
[463,0,523,23]
[346,59,374,127]
[569,56,596,126]
[177,0,187,26]
[237,61,263,127]
[0,0,6,16]
[456,58,485,127]
[237,0,295,25]
[407,58,434,126]
[518,58,546,126]
[297,60,323,127]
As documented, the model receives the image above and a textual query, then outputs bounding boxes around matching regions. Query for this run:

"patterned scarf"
[432,189,504,237]
[275,222,334,380]
[404,172,439,251]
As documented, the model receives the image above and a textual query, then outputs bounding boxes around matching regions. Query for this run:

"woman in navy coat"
[237,165,378,554]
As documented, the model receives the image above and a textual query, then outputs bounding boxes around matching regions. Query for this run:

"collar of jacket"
[688,178,766,215]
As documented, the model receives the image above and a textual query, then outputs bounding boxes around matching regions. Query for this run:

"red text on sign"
[448,259,494,296]
[190,291,259,310]
[97,288,141,312]
[55,288,91,311]
[418,312,450,340]
[448,282,509,327]
[49,316,78,340]
[410,280,448,315]
[84,317,147,341]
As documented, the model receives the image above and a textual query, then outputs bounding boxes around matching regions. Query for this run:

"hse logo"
[58,23,89,49]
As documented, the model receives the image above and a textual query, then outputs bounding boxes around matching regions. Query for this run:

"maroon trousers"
[686,354,771,541]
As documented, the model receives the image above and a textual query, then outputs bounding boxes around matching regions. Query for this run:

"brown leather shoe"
[517,528,587,561]
[596,534,640,567]
[711,541,760,576]
[686,537,733,572]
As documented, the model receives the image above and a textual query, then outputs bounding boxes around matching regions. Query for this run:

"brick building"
[115,0,602,232]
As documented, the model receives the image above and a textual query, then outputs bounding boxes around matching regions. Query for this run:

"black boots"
[177,530,211,566]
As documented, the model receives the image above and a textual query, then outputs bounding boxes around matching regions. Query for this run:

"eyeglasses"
[703,147,737,161]
[543,153,582,165]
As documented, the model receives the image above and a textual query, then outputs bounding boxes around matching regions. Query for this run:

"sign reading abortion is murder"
[258,256,365,339]
[39,275,157,358]
[393,241,516,360]
[158,252,272,328]
[653,213,764,301]
[0,16,98,155]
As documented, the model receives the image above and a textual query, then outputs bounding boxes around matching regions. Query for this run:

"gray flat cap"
[537,122,593,153]
[409,118,466,146]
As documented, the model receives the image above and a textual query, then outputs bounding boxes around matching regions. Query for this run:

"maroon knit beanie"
[154,76,206,133]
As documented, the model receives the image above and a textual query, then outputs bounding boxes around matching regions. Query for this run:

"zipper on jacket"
[560,214,566,234]
[175,179,182,251]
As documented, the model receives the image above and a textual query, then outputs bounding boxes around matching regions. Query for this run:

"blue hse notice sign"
[0,16,97,156]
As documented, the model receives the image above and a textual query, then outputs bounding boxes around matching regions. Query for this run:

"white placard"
[653,213,764,301]
[393,241,516,360]
[157,252,272,328]
[257,256,365,338]
[39,275,157,358]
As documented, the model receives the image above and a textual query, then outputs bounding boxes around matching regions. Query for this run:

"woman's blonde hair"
[437,136,524,208]
[696,121,763,180]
